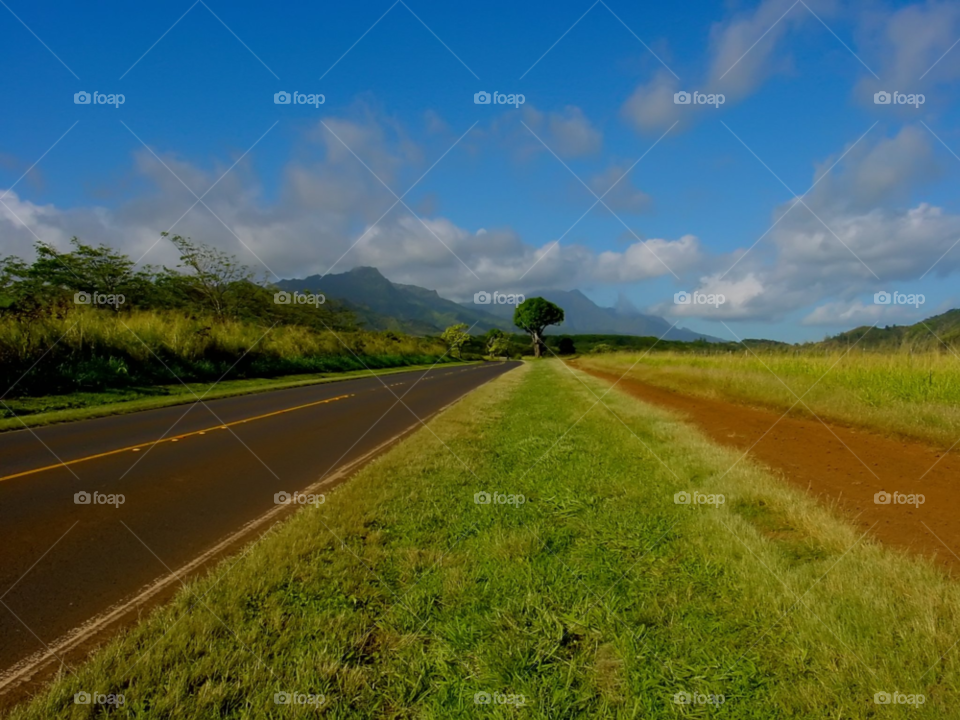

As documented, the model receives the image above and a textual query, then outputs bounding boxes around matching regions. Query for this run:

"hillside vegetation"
[0,238,450,402]
[821,310,960,351]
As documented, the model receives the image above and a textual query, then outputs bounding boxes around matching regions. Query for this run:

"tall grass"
[0,308,449,397]
[578,348,960,446]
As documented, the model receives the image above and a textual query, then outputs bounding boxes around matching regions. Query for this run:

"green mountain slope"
[279,267,723,341]
[820,309,960,350]
[276,268,511,334]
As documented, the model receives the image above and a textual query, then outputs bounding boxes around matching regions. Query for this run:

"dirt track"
[573,362,960,573]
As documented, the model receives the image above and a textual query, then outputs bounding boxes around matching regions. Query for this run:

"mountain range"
[276,267,720,341]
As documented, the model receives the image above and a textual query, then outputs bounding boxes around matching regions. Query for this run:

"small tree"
[484,328,509,357]
[441,323,470,359]
[557,337,576,355]
[514,297,564,358]
[165,233,254,319]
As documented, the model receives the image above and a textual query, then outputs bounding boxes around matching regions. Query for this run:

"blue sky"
[2,0,960,341]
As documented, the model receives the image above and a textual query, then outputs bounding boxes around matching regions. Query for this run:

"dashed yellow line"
[0,394,355,484]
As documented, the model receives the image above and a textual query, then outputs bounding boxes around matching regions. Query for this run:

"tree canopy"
[484,328,509,357]
[441,323,470,358]
[0,237,355,330]
[513,297,564,358]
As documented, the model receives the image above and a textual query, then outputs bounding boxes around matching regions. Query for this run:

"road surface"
[0,361,518,699]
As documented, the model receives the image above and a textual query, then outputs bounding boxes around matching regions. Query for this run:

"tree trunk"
[533,331,541,358]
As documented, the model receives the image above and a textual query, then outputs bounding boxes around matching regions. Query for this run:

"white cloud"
[621,0,836,132]
[546,106,602,157]
[0,111,695,301]
[588,165,651,214]
[595,235,700,283]
[513,104,602,158]
[855,0,960,106]
[621,70,684,133]
[5,106,959,330]
[665,126,960,321]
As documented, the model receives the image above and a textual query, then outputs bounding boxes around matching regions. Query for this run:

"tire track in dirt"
[572,362,960,573]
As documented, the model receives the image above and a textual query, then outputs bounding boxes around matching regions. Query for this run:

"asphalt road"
[0,361,518,685]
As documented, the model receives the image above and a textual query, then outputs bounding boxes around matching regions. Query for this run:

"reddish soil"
[573,362,960,573]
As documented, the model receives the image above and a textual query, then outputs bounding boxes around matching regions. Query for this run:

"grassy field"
[0,361,475,433]
[577,349,960,447]
[0,308,449,398]
[8,360,960,718]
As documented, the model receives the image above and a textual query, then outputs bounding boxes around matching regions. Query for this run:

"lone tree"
[484,328,509,357]
[513,297,564,358]
[441,323,470,359]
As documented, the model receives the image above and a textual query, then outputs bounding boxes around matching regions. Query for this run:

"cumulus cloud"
[594,235,701,283]
[546,106,602,157]
[659,125,960,321]
[5,102,958,329]
[621,70,685,133]
[349,216,700,297]
[621,0,835,132]
[855,0,960,106]
[0,110,698,302]
[588,165,652,214]
[514,104,602,157]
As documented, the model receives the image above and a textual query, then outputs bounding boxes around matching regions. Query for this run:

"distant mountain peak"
[277,267,722,342]
[346,266,388,280]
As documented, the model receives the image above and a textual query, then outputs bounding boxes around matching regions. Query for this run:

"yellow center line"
[0,394,355,484]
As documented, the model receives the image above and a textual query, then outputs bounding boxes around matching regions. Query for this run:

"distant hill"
[473,289,722,342]
[276,268,512,335]
[278,267,722,341]
[820,309,960,350]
